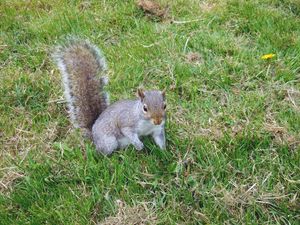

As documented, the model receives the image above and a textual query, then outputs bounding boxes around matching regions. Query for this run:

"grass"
[0,0,299,224]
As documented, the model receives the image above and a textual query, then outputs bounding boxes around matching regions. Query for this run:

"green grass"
[0,0,299,224]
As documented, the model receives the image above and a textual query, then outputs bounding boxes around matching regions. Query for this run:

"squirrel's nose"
[152,118,162,125]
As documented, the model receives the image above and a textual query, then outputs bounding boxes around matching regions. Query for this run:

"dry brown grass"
[0,168,24,193]
[211,180,296,221]
[264,114,299,149]
[98,200,157,225]
[1,0,299,224]
[199,1,217,12]
[185,52,203,65]
[284,88,300,111]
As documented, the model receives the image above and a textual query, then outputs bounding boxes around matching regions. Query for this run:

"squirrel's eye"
[163,103,167,110]
[143,105,148,112]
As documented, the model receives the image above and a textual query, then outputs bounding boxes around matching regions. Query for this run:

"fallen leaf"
[137,0,169,19]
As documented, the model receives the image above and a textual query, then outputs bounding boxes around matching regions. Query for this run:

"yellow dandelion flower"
[261,53,276,60]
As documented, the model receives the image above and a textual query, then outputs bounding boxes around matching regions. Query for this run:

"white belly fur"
[137,120,163,136]
[118,120,163,148]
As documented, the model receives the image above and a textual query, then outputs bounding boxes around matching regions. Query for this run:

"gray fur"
[52,38,109,137]
[53,38,166,155]
[92,94,166,155]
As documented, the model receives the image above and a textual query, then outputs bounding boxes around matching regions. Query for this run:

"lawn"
[0,0,299,224]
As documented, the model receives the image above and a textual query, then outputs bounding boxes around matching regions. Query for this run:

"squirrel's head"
[137,88,166,126]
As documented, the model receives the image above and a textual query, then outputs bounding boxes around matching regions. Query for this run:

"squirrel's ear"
[161,88,166,100]
[137,88,145,100]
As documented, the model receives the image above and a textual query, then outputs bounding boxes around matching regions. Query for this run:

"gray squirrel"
[52,38,166,155]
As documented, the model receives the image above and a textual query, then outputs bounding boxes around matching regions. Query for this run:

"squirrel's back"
[52,38,109,136]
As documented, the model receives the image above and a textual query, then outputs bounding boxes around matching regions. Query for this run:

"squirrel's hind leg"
[94,135,118,155]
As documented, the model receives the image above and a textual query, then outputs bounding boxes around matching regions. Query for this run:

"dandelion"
[261,53,276,60]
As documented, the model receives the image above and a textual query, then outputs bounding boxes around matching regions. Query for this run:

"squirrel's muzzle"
[152,117,163,125]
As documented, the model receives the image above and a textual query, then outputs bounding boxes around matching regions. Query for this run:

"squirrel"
[52,38,167,155]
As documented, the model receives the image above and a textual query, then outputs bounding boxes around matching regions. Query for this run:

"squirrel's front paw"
[135,142,144,151]
[160,144,166,150]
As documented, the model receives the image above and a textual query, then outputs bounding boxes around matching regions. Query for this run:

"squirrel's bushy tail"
[52,38,109,137]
